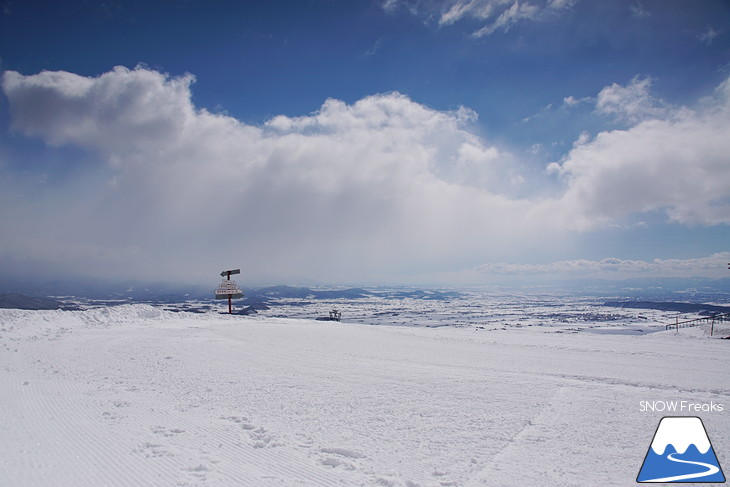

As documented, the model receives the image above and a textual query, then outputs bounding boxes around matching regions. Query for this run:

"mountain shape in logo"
[637,416,725,483]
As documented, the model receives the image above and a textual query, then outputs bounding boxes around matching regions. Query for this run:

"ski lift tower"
[215,269,243,314]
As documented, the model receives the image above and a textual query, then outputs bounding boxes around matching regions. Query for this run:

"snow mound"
[75,304,169,327]
[0,304,174,335]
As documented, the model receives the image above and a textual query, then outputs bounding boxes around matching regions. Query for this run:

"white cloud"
[472,1,540,37]
[562,95,591,107]
[1,66,544,283]
[629,2,650,19]
[698,26,720,46]
[383,0,577,37]
[2,67,196,154]
[439,0,501,25]
[476,252,730,278]
[365,38,383,57]
[547,0,575,9]
[545,75,730,230]
[595,76,668,123]
[381,0,418,15]
[2,66,729,283]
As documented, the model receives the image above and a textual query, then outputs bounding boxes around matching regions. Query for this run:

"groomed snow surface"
[1,303,728,486]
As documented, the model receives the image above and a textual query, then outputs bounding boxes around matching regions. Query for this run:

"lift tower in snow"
[215,269,243,314]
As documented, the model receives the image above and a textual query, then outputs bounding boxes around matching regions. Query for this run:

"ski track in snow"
[0,303,728,486]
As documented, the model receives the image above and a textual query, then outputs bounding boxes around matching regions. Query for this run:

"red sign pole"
[227,271,232,314]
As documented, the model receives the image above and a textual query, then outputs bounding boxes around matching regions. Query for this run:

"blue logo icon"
[637,416,725,483]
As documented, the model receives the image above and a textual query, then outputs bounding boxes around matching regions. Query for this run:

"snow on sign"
[215,280,243,299]
[637,416,725,483]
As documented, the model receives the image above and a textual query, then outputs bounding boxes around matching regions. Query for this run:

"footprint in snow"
[220,415,257,430]
[182,463,211,480]
[133,442,173,458]
[320,447,366,459]
[220,415,248,424]
[250,427,283,448]
[151,425,185,437]
[320,456,356,470]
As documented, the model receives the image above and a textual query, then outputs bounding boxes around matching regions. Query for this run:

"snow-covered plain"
[1,296,728,486]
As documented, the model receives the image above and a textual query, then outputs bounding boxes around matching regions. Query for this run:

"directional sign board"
[216,268,243,314]
[215,279,243,299]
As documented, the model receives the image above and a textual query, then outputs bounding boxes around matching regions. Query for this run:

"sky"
[1,0,729,286]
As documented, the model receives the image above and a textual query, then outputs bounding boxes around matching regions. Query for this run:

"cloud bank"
[549,76,730,229]
[2,67,729,283]
[476,252,730,278]
[1,66,539,282]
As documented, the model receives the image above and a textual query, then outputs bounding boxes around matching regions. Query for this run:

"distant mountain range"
[239,286,461,310]
[0,276,212,303]
[0,278,462,307]
[247,285,372,300]
[0,293,79,310]
[509,277,730,302]
[604,300,730,314]
[0,275,728,307]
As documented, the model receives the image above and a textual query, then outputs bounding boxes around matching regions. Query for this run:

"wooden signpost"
[215,268,243,314]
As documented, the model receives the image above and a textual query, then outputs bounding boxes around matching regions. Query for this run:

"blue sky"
[1,0,729,285]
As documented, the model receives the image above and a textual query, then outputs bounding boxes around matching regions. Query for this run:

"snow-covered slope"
[1,305,727,486]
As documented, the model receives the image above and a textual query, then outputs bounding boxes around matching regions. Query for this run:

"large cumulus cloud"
[2,66,729,283]
[3,67,196,153]
[1,66,539,283]
[548,77,730,229]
